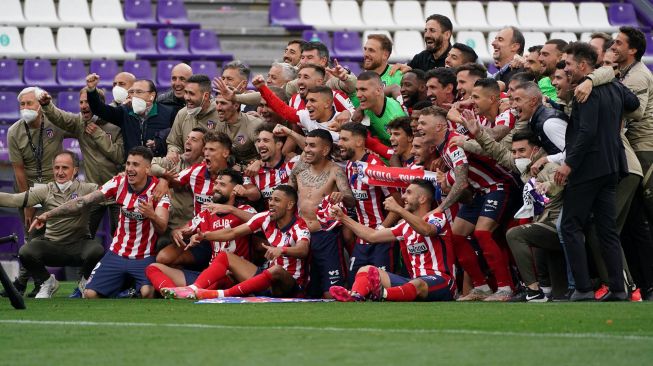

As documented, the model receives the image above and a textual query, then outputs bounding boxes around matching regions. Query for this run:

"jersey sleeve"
[390,221,407,240]
[245,211,269,233]
[239,204,258,214]
[177,165,194,185]
[425,212,446,234]
[293,221,311,244]
[99,175,122,199]
[156,194,171,210]
[446,144,468,168]
[495,109,516,129]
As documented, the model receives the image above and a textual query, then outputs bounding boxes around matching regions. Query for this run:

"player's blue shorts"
[387,272,454,301]
[349,242,393,286]
[307,228,346,298]
[182,269,201,286]
[85,251,155,297]
[457,189,509,225]
[187,241,212,271]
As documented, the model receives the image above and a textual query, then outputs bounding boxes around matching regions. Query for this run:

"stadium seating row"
[272,0,635,32]
[0,0,197,29]
[0,27,233,61]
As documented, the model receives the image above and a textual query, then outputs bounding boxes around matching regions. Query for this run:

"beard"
[340,147,355,161]
[212,193,229,204]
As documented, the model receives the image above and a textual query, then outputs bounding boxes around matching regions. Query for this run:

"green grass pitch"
[1,282,652,365]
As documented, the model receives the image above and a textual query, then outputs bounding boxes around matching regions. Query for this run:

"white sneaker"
[35,274,60,299]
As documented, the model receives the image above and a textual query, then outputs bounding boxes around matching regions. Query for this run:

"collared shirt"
[408,44,452,72]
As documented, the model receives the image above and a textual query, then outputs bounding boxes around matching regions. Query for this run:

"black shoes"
[569,290,595,302]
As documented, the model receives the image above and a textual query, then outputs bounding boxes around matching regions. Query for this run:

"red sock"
[452,234,486,287]
[351,272,371,297]
[474,230,513,288]
[145,265,175,291]
[224,270,273,297]
[193,252,229,289]
[385,283,418,302]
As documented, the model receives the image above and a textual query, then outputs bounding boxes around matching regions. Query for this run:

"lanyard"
[23,120,45,182]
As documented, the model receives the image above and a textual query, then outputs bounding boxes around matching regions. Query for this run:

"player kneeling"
[329,179,455,302]
[161,185,310,299]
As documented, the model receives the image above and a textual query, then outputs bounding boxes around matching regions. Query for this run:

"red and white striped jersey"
[495,108,517,130]
[289,89,355,114]
[436,130,513,193]
[246,211,311,285]
[177,162,214,215]
[243,156,298,208]
[187,204,257,261]
[345,154,395,243]
[390,212,453,278]
[100,175,171,259]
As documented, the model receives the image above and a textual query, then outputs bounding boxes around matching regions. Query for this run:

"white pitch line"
[1,319,652,342]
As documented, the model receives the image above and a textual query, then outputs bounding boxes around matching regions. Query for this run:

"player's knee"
[155,247,176,265]
[84,289,99,299]
[18,243,37,259]
[412,279,428,298]
[140,286,155,299]
[266,265,286,280]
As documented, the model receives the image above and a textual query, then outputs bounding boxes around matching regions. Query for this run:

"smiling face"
[221,68,246,88]
[538,44,561,77]
[267,65,286,88]
[551,68,572,101]
[424,19,447,53]
[491,28,518,66]
[215,95,239,123]
[400,72,424,107]
[212,174,236,204]
[170,64,192,99]
[283,43,302,66]
[510,88,538,121]
[79,90,93,121]
[296,67,324,99]
[401,184,427,213]
[203,141,229,172]
[184,82,207,111]
[610,32,636,66]
[445,48,465,68]
[305,91,332,122]
[356,78,382,111]
[300,49,327,68]
[363,38,388,71]
[53,153,77,184]
[389,128,413,157]
[337,130,359,161]
[125,154,150,187]
[471,86,496,117]
[417,113,447,145]
[256,130,281,163]
[183,130,205,163]
[524,51,542,76]
[303,136,330,165]
[268,189,294,221]
[455,70,478,100]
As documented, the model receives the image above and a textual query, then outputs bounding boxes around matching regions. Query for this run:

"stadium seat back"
[23,27,58,54]
[57,27,92,56]
[269,0,304,27]
[516,2,549,29]
[361,0,395,28]
[303,30,333,55]
[0,0,26,25]
[486,1,519,28]
[123,60,153,80]
[523,32,547,52]
[300,0,332,28]
[124,28,157,54]
[330,1,365,29]
[90,59,120,88]
[91,0,127,24]
[57,91,80,113]
[333,31,363,59]
[24,59,58,88]
[390,31,423,62]
[337,61,362,77]
[578,2,611,28]
[0,92,20,123]
[393,1,423,30]
[189,29,222,55]
[124,0,155,22]
[157,28,188,55]
[423,1,457,27]
[549,32,578,44]
[455,1,488,29]
[0,60,23,89]
[156,60,181,89]
[24,0,58,23]
[190,61,220,81]
[157,0,190,24]
[608,3,638,26]
[548,2,581,30]
[0,26,25,55]
[58,0,92,23]
[456,31,489,59]
[90,28,127,56]
[57,59,87,86]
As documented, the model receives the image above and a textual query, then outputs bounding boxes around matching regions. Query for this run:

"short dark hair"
[619,26,647,61]
[419,106,449,120]
[451,43,478,63]
[565,42,598,68]
[509,26,525,55]
[358,70,383,84]
[135,79,157,99]
[306,85,334,101]
[274,184,298,207]
[217,167,244,186]
[191,127,207,135]
[367,34,393,54]
[425,14,453,33]
[528,45,543,54]
[302,41,329,60]
[590,32,613,52]
[410,178,435,202]
[545,39,569,53]
[387,116,413,137]
[288,39,306,48]
[426,67,457,91]
[128,146,153,163]
[474,78,500,95]
[53,150,80,168]
[404,69,427,82]
[256,122,285,144]
[187,74,212,94]
[455,63,487,79]
[555,60,566,70]
[412,100,433,111]
[340,122,368,139]
[224,61,251,81]
[509,71,536,84]
[306,128,333,147]
[204,131,232,150]
[512,130,542,147]
[299,63,326,79]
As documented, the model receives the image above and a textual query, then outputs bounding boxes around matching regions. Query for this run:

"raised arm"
[40,93,83,136]
[198,222,253,243]
[85,74,125,127]
[31,190,105,230]
[331,205,396,243]
[256,78,301,124]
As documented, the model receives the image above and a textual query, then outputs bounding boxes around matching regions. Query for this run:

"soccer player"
[291,129,354,297]
[445,43,478,68]
[329,179,455,302]
[400,69,428,111]
[161,185,310,299]
[425,68,456,109]
[338,123,403,279]
[387,117,415,168]
[537,39,568,102]
[469,78,517,142]
[146,169,256,293]
[31,147,171,299]
[357,71,407,146]
[363,34,402,87]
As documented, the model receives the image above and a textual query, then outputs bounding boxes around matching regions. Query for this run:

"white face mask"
[515,158,531,174]
[187,94,206,116]
[55,180,73,192]
[131,97,148,115]
[21,108,39,123]
[112,86,129,104]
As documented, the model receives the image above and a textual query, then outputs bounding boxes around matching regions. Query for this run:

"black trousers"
[561,173,624,292]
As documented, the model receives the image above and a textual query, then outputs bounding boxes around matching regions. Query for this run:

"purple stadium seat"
[56,59,87,87]
[63,138,82,157]
[123,59,153,80]
[90,60,120,88]
[0,60,24,90]
[157,0,188,24]
[338,61,362,77]
[269,0,310,30]
[23,59,58,89]
[190,60,220,81]
[124,28,158,57]
[0,92,20,124]
[103,88,115,105]
[124,0,156,23]
[57,92,79,114]
[156,60,181,89]
[608,3,638,26]
[648,64,653,73]
[157,28,188,56]
[303,30,333,55]
[189,29,234,61]
[487,63,499,75]
[646,33,653,56]
[333,31,364,60]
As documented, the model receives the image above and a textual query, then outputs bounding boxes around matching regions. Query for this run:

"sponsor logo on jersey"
[122,208,145,220]
[407,242,428,255]
[261,188,273,198]
[195,194,212,204]
[352,189,369,200]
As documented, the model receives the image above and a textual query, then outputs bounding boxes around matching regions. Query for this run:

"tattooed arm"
[435,164,469,212]
[333,165,355,208]
[30,190,106,230]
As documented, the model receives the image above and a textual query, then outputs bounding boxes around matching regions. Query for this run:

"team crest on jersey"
[45,129,54,138]
[137,194,148,203]
[278,167,287,180]
[71,192,78,199]
[236,135,246,145]
[207,120,215,129]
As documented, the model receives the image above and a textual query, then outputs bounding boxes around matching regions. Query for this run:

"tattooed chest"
[297,168,332,188]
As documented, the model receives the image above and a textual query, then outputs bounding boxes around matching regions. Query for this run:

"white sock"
[497,286,511,292]
[476,284,491,292]
[189,284,198,291]
[217,290,225,298]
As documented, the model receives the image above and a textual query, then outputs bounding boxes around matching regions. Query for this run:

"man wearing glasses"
[85,73,176,157]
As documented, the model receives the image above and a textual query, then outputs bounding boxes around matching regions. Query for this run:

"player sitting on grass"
[329,179,456,302]
[160,185,310,299]
[145,169,257,294]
